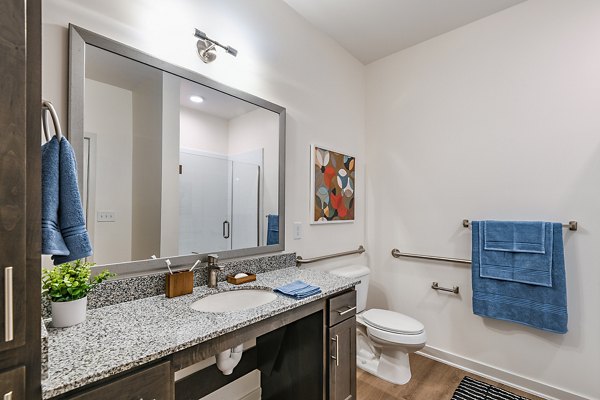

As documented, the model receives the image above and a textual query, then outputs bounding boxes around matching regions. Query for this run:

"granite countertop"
[42,267,359,399]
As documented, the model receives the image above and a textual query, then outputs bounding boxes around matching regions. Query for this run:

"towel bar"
[462,219,578,231]
[296,245,365,265]
[431,282,459,294]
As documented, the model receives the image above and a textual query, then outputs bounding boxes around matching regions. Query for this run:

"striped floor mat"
[451,376,531,400]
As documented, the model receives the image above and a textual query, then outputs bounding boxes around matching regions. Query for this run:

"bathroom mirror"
[68,25,285,275]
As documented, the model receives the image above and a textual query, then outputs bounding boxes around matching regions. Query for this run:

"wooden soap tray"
[226,273,256,285]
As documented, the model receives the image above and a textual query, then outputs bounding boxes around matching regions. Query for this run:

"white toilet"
[330,265,426,385]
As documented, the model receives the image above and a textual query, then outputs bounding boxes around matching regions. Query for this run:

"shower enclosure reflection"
[81,43,280,266]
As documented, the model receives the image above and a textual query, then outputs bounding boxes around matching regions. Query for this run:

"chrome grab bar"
[296,245,365,265]
[432,282,459,294]
[391,248,471,265]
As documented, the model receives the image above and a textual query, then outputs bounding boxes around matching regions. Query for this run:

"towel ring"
[42,100,64,142]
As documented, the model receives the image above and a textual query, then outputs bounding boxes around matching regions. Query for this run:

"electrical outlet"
[293,222,302,240]
[97,211,116,222]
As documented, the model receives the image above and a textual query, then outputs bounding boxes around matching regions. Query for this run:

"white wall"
[229,108,280,244]
[160,73,181,257]
[366,1,600,399]
[84,79,133,264]
[131,76,163,259]
[42,0,367,265]
[180,107,229,154]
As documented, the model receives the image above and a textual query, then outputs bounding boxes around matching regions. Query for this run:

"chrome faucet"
[207,254,223,289]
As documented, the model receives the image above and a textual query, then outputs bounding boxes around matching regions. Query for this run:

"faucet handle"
[207,254,219,267]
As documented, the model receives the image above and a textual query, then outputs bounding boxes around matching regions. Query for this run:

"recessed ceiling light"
[190,95,204,103]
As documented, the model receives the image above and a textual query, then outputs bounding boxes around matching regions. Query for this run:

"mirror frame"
[68,24,286,277]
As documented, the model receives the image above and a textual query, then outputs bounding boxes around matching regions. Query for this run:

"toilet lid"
[362,309,424,335]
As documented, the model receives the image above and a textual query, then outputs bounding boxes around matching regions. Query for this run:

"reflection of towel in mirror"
[52,137,93,265]
[267,214,279,245]
[41,136,69,256]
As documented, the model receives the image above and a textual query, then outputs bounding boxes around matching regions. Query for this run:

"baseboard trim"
[417,345,592,400]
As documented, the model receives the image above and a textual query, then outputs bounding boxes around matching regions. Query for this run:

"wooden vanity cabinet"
[327,290,357,400]
[64,362,172,400]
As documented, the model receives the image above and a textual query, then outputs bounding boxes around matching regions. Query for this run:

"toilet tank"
[329,265,370,313]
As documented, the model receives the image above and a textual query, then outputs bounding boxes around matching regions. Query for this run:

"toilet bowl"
[330,265,427,385]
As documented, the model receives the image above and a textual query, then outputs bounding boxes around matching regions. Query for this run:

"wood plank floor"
[356,354,545,400]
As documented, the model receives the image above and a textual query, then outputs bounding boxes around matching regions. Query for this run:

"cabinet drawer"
[328,290,356,326]
[0,366,25,399]
[67,362,172,400]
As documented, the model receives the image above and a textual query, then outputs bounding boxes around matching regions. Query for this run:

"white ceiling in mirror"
[179,79,259,120]
[283,0,526,64]
[85,45,161,90]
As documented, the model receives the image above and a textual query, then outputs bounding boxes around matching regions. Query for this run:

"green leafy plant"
[42,259,115,302]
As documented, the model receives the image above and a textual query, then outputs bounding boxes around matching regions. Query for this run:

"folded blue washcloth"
[274,280,322,299]
[472,221,568,334]
[267,214,279,245]
[480,221,553,287]
[484,221,546,253]
[51,137,93,265]
[41,136,70,256]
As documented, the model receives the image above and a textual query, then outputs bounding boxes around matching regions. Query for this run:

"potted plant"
[42,259,114,328]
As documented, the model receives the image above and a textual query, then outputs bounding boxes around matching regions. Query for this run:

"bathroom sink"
[190,289,277,313]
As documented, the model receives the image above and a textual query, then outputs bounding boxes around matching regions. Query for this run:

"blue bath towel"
[472,221,568,334]
[480,221,553,287]
[51,137,93,265]
[41,136,69,256]
[275,280,321,299]
[266,214,279,245]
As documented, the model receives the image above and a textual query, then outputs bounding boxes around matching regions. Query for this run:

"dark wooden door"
[329,317,356,400]
[0,0,42,397]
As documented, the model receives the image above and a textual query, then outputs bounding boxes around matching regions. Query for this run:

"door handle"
[331,335,339,367]
[5,266,13,342]
[223,221,230,239]
[336,306,356,316]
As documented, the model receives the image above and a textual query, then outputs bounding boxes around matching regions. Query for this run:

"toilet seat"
[362,309,424,335]
[360,309,427,346]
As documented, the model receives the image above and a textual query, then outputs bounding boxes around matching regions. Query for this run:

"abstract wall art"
[311,145,355,224]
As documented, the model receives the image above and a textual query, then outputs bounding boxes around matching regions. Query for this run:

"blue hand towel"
[41,136,69,256]
[267,214,279,245]
[480,221,553,287]
[275,280,321,299]
[52,137,93,265]
[472,221,568,334]
[484,221,546,253]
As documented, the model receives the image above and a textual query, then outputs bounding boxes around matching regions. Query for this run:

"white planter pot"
[51,297,87,328]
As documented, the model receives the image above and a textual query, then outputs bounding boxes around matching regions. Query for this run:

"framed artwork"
[310,145,355,224]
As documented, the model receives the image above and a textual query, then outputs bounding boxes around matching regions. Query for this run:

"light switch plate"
[293,222,302,240]
[97,211,116,222]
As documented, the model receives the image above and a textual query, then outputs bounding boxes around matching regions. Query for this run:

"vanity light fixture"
[190,95,204,103]
[194,28,238,64]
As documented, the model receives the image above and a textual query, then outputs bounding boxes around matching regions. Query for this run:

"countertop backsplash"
[41,252,296,318]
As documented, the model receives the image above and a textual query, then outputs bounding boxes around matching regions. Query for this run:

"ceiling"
[283,0,526,64]
[86,45,259,120]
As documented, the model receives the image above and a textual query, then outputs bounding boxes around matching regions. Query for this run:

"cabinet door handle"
[336,306,356,316]
[5,266,13,342]
[331,335,339,367]
[4,390,13,400]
